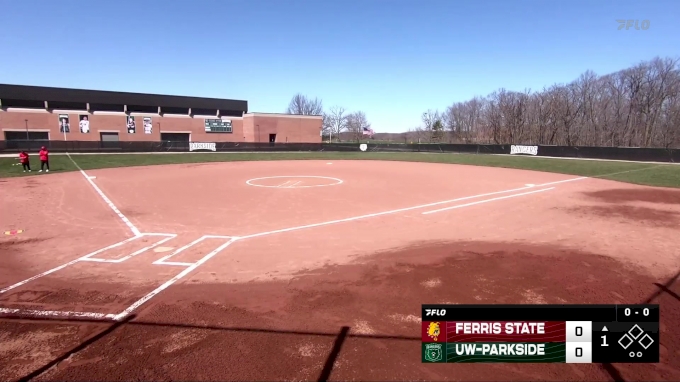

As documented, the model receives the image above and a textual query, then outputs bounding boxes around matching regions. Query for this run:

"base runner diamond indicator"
[618,333,634,349]
[628,324,644,339]
[639,333,655,349]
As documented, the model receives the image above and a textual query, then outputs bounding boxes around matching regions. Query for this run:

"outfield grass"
[0,152,678,188]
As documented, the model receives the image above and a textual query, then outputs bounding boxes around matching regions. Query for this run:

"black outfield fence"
[1,140,678,163]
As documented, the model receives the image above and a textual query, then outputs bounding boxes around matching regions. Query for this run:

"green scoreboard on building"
[204,119,232,133]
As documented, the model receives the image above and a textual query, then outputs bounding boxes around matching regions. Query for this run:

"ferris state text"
[456,322,546,335]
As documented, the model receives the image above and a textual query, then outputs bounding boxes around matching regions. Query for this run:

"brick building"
[0,84,322,144]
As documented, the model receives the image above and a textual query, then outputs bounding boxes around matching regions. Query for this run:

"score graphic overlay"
[421,305,659,363]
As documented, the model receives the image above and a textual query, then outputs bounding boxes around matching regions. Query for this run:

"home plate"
[153,246,174,253]
[525,184,535,187]
[326,162,333,165]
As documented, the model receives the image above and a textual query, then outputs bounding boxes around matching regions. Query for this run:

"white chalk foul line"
[0,233,176,294]
[236,178,584,241]
[0,235,140,294]
[0,259,81,294]
[422,187,555,215]
[0,308,116,320]
[66,153,141,237]
[113,238,237,320]
[536,177,588,187]
[80,170,141,237]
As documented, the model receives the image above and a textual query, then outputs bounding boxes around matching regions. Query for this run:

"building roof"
[0,84,248,112]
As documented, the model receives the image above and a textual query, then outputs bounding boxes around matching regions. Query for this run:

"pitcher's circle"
[246,176,343,188]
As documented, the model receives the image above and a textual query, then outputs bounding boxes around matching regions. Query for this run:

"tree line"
[413,56,680,148]
[285,94,372,142]
[286,56,680,147]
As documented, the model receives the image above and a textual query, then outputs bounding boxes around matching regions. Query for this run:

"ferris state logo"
[427,322,441,341]
[423,321,444,363]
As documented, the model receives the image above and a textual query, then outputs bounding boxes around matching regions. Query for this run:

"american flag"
[362,126,374,136]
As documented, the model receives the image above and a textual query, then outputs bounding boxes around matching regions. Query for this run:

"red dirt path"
[1,160,679,381]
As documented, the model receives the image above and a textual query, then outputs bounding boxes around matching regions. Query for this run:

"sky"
[0,0,678,133]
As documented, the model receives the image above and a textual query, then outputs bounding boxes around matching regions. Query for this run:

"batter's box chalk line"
[0,233,238,321]
[79,233,177,263]
[152,235,236,266]
[245,175,343,188]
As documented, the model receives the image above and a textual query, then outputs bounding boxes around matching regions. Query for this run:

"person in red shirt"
[39,146,50,172]
[19,151,31,172]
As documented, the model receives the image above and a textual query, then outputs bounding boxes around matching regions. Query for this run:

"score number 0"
[601,307,650,346]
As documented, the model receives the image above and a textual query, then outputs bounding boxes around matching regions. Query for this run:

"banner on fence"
[510,145,538,156]
[189,142,216,152]
[143,117,153,134]
[79,115,90,133]
[58,114,70,133]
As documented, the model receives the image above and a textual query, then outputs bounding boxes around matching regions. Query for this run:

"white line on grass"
[66,153,141,237]
[535,177,589,187]
[589,165,665,178]
[492,153,680,165]
[422,187,555,215]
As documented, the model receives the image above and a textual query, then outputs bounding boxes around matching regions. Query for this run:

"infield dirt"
[1,160,679,381]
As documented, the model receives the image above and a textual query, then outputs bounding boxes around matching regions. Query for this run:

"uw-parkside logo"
[424,343,443,362]
[510,145,538,156]
[189,142,216,152]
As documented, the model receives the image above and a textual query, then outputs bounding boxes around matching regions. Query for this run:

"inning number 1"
[601,335,609,347]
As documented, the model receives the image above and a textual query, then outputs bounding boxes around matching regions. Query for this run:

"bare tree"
[286,93,323,115]
[325,106,348,142]
[421,110,443,143]
[424,56,680,148]
[405,127,428,143]
[346,111,372,141]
